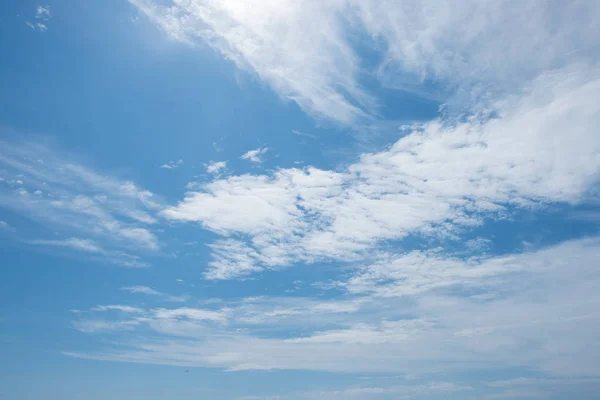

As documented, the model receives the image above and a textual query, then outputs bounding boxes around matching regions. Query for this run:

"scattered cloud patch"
[91,305,144,314]
[26,5,51,32]
[241,147,268,164]
[25,21,47,32]
[121,285,186,302]
[30,237,104,253]
[66,237,600,377]
[291,130,316,139]
[465,238,493,252]
[0,135,160,266]
[72,320,141,334]
[29,238,149,268]
[205,161,227,174]
[35,5,51,20]
[160,159,183,169]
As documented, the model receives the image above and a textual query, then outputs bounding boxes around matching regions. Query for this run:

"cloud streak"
[121,285,186,302]
[0,134,161,266]
[241,147,268,164]
[129,0,600,124]
[65,237,600,378]
[160,159,184,169]
[205,160,227,174]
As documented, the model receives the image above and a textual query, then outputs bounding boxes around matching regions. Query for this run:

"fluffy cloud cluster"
[161,66,600,279]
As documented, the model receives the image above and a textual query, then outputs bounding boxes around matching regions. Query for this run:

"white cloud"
[240,147,268,164]
[0,136,161,265]
[121,285,162,296]
[121,286,186,302]
[129,0,372,124]
[291,130,316,139]
[160,159,184,169]
[11,2,598,392]
[103,224,159,251]
[92,305,144,314]
[35,5,51,20]
[205,160,227,174]
[27,5,51,32]
[129,0,600,124]
[30,238,104,253]
[160,65,600,280]
[65,237,600,377]
[152,307,227,323]
[465,237,492,252]
[353,1,600,102]
[71,304,229,336]
[341,249,524,298]
[29,237,149,268]
[162,173,302,234]
[73,319,141,334]
[25,21,48,32]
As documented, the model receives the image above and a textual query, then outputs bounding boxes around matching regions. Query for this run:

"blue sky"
[1,1,600,399]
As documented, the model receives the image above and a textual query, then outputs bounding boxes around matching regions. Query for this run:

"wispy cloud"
[0,135,161,265]
[129,0,373,124]
[71,304,229,335]
[30,238,104,253]
[29,238,149,268]
[160,159,183,169]
[240,147,268,164]
[121,286,186,302]
[65,237,600,377]
[205,161,227,174]
[26,5,51,32]
[129,0,600,124]
[91,305,144,314]
[25,21,48,32]
[73,319,142,334]
[35,5,51,20]
[291,130,316,139]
